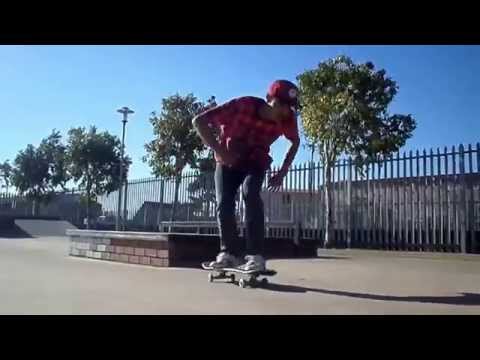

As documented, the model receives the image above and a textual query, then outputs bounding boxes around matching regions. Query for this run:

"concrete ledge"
[1,215,62,230]
[67,230,224,267]
[67,230,318,268]
[67,229,173,241]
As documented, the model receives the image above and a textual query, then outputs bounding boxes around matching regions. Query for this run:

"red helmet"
[267,80,299,108]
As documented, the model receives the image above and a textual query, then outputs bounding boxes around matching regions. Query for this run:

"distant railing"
[97,143,480,253]
[2,143,479,253]
[0,190,86,227]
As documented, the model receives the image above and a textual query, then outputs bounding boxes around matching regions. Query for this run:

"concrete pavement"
[0,236,479,314]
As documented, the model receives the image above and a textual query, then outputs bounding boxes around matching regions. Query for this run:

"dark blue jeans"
[215,164,265,257]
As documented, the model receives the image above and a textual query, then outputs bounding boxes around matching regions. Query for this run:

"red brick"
[162,259,170,267]
[124,247,135,255]
[115,246,124,254]
[119,254,129,262]
[135,239,168,249]
[106,245,115,252]
[157,250,168,258]
[151,258,164,267]
[112,239,168,250]
[140,257,151,265]
[110,239,139,247]
[145,248,157,257]
[129,255,140,264]
[134,248,145,256]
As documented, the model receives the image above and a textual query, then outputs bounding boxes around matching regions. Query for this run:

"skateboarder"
[193,80,300,271]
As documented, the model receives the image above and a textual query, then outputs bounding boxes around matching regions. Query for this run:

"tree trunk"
[86,189,91,230]
[86,177,91,230]
[170,175,182,223]
[323,162,334,248]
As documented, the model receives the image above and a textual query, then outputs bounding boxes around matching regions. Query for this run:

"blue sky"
[1,45,479,180]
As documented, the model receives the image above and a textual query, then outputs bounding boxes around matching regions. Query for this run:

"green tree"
[38,130,69,191]
[66,126,131,229]
[0,160,13,194]
[12,130,69,215]
[297,55,416,248]
[143,93,216,221]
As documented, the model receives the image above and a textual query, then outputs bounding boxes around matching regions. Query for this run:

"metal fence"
[2,143,478,253]
[96,143,480,253]
[0,191,87,226]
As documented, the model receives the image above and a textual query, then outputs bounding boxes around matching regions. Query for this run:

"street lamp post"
[116,106,134,231]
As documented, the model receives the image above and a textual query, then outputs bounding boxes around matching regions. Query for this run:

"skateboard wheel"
[261,278,268,286]
[239,278,246,288]
[208,273,214,283]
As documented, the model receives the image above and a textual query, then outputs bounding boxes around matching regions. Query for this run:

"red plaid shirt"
[206,96,299,171]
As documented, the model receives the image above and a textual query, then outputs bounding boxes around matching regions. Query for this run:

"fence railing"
[0,191,87,227]
[96,143,480,253]
[2,143,479,253]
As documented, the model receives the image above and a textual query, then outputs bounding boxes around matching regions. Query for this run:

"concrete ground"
[0,236,479,314]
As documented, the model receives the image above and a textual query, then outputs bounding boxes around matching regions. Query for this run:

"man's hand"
[269,135,299,191]
[268,170,287,191]
[193,111,240,167]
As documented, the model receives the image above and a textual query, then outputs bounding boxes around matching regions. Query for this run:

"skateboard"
[201,262,276,288]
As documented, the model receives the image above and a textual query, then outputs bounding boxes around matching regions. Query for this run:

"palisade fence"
[0,190,87,226]
[96,143,480,254]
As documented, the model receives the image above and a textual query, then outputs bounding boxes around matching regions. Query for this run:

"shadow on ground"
[270,255,351,261]
[175,255,350,269]
[0,226,34,239]
[260,283,480,306]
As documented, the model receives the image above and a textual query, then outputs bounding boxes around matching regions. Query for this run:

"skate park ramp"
[13,219,77,237]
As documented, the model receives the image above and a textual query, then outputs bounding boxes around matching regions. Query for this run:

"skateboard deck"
[201,261,276,288]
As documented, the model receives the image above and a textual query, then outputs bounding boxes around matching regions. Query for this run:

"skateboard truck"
[202,262,276,288]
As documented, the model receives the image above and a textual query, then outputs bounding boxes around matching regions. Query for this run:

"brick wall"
[67,230,318,268]
[68,231,172,267]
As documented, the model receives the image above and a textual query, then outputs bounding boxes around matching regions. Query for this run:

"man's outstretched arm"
[268,119,300,189]
[279,136,300,175]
